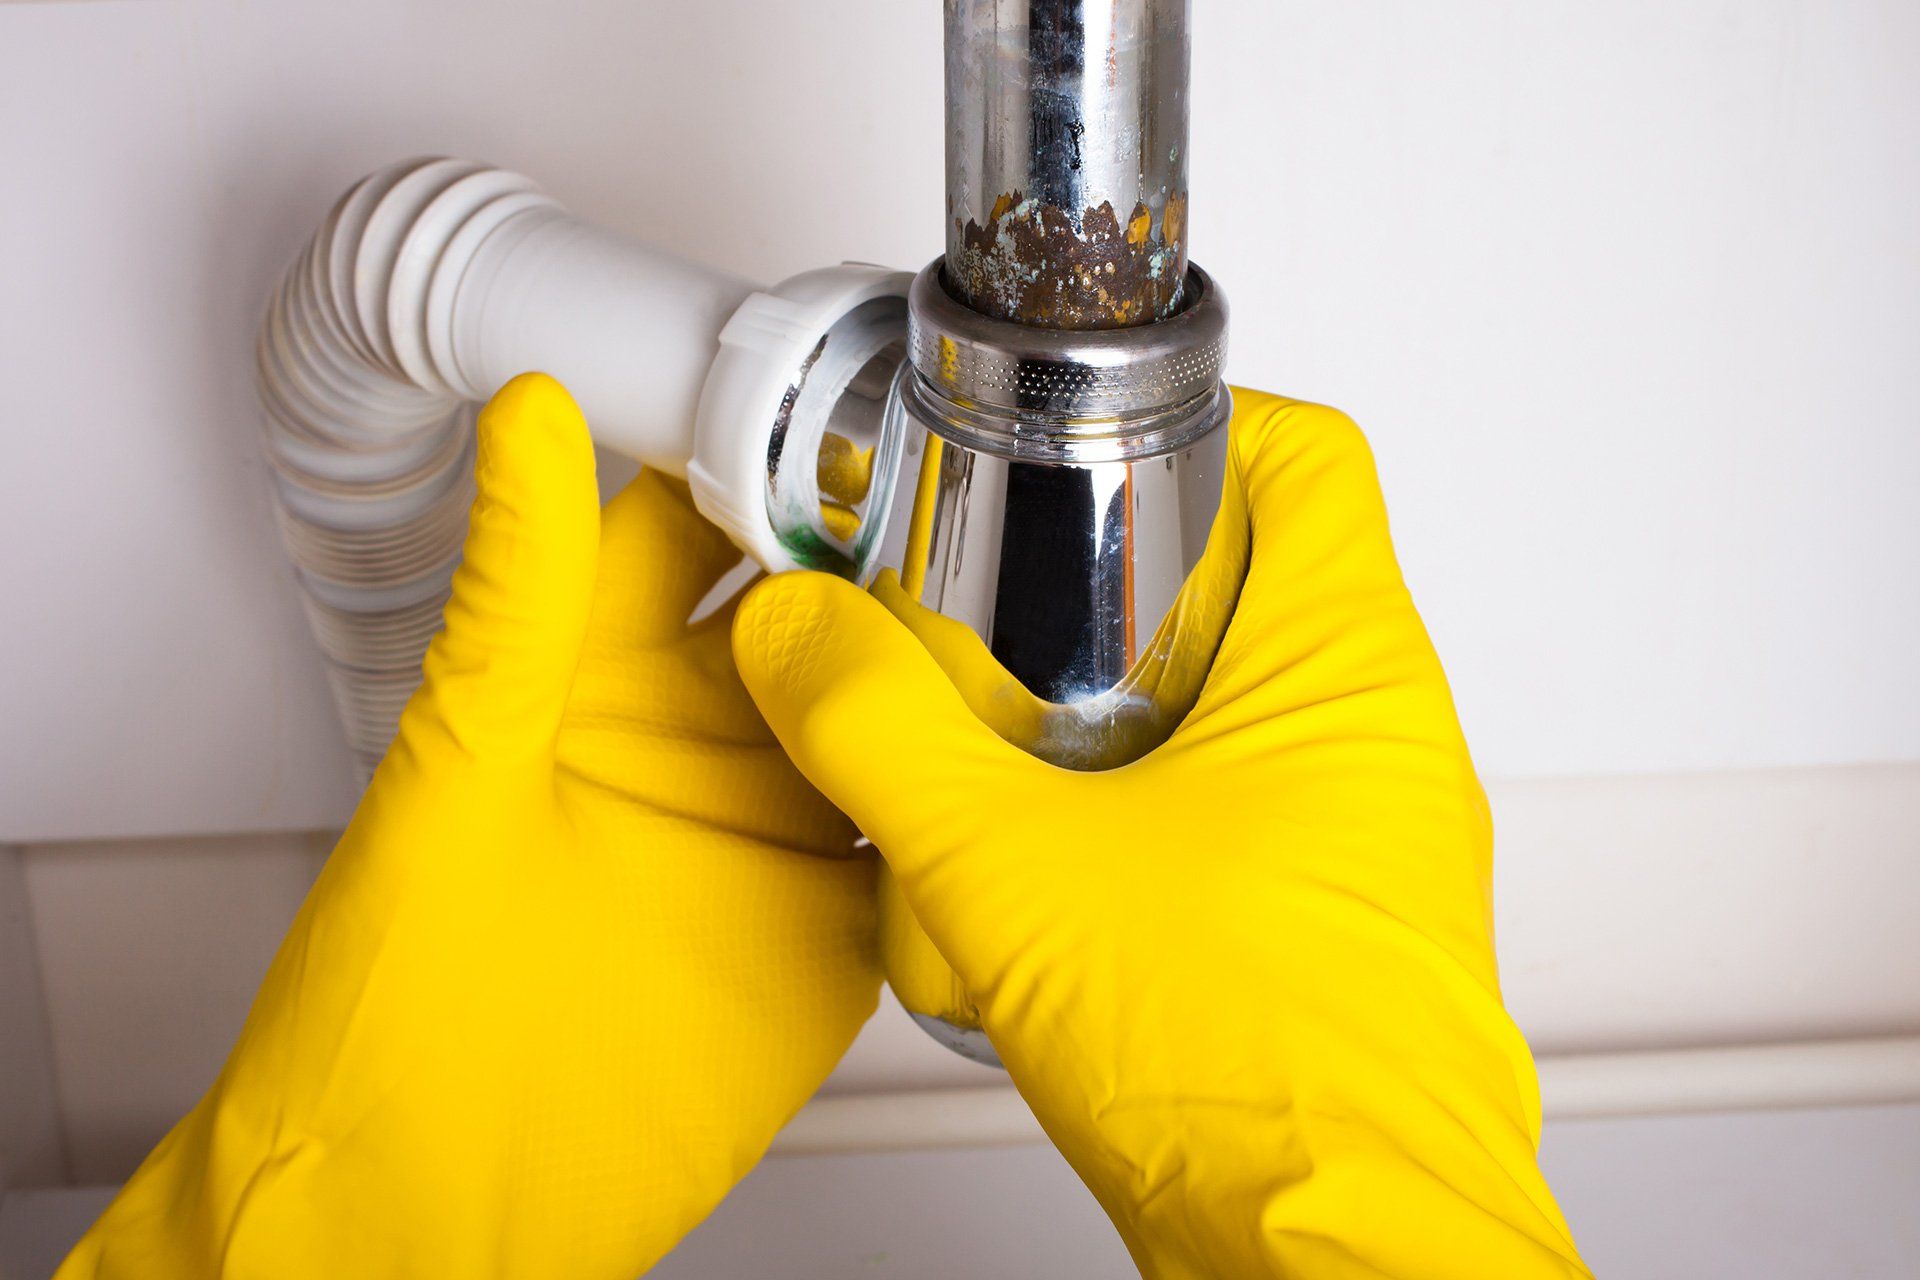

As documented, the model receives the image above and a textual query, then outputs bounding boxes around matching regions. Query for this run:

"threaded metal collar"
[904,258,1230,462]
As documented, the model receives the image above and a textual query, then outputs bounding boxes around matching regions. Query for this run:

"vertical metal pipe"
[944,0,1191,329]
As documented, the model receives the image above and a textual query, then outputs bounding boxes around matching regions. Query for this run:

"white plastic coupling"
[691,263,911,574]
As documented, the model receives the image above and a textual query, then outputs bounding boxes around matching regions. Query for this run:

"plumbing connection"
[257,160,908,773]
[258,0,1234,1063]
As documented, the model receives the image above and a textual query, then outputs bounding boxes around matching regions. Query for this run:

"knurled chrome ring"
[905,257,1229,460]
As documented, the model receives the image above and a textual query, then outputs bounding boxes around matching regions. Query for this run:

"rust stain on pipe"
[949,189,1189,330]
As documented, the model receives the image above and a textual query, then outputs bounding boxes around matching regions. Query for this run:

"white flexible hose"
[257,157,758,773]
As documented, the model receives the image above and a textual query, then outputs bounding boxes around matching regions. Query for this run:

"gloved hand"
[734,389,1591,1279]
[59,374,880,1280]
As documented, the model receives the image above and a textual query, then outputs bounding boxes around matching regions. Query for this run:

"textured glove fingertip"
[733,571,1015,867]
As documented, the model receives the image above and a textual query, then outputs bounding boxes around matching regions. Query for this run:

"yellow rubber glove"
[733,389,1591,1279]
[59,373,879,1280]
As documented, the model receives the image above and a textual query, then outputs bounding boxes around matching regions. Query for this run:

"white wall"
[1203,0,1920,783]
[2,0,1916,841]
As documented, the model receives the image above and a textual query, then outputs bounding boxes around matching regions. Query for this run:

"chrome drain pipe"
[870,0,1239,1064]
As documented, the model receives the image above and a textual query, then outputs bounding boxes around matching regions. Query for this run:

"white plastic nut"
[689,262,912,573]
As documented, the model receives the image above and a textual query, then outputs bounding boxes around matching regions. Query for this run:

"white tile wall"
[9,829,1000,1186]
[11,762,1920,1184]
[16,1107,1913,1280]
[6,784,1920,1275]
[646,1104,1920,1279]
[19,833,327,1184]
[0,848,63,1192]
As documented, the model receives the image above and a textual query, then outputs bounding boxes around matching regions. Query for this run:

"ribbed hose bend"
[257,157,756,773]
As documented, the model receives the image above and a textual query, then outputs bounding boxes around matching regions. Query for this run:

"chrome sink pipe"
[866,0,1238,1065]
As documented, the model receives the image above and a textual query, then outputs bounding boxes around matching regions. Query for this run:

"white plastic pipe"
[257,158,754,771]
[450,209,757,471]
[258,156,907,772]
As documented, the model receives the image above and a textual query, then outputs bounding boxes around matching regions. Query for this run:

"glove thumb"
[408,372,600,763]
[732,570,1034,881]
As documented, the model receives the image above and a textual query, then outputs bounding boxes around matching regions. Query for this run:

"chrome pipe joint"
[881,0,1231,763]
[852,259,1234,1064]
[866,261,1232,769]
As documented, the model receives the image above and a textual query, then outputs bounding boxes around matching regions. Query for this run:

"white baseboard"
[779,1034,1920,1155]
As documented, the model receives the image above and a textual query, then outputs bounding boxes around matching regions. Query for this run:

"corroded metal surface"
[950,188,1188,329]
[945,0,1191,329]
